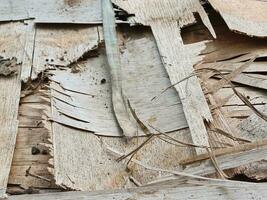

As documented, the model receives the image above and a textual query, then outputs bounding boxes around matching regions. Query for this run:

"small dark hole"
[101,78,106,84]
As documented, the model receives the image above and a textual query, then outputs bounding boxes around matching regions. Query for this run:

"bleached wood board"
[49,32,188,136]
[0,22,33,198]
[7,181,267,200]
[31,25,100,79]
[0,0,101,24]
[209,0,267,37]
[113,0,216,154]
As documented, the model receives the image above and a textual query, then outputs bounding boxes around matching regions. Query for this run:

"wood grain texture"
[209,0,267,37]
[0,0,101,24]
[8,91,55,189]
[112,0,216,154]
[0,22,33,198]
[7,181,267,200]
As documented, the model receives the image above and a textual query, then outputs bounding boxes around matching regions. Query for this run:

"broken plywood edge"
[44,27,199,190]
[0,22,36,198]
[31,24,100,80]
[48,32,189,136]
[6,180,267,200]
[208,0,267,37]
[112,0,216,154]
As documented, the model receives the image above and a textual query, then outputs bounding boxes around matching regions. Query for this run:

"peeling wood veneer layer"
[209,0,267,37]
[49,30,188,136]
[113,0,216,154]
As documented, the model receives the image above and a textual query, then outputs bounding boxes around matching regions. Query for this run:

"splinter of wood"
[101,0,137,138]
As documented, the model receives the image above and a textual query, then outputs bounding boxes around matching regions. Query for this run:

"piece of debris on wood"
[0,57,19,77]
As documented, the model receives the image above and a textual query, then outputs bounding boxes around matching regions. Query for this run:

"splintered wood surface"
[1,1,267,198]
[0,22,34,198]
[0,0,101,24]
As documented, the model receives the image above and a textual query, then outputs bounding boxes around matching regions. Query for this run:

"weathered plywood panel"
[0,22,33,198]
[209,0,267,37]
[0,0,101,24]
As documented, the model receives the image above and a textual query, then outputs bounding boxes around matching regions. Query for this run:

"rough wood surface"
[0,22,33,198]
[7,180,267,200]
[0,0,101,24]
[113,0,216,154]
[209,0,267,37]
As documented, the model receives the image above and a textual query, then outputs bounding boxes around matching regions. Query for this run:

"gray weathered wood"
[0,0,101,24]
